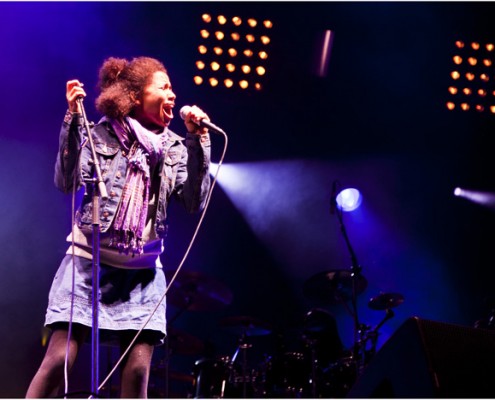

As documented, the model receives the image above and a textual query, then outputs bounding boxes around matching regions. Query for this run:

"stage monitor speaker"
[347,316,495,398]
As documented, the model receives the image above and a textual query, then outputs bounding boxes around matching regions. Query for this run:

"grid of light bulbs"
[447,40,495,113]
[194,13,273,90]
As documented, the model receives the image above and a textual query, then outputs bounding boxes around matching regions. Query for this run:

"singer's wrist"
[64,109,82,125]
[186,131,210,144]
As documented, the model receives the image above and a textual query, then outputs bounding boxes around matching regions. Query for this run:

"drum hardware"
[359,297,401,361]
[192,356,232,398]
[192,345,259,398]
[260,351,310,398]
[320,354,358,398]
[230,336,255,398]
[219,315,272,398]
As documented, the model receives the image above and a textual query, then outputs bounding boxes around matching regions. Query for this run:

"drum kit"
[148,268,404,398]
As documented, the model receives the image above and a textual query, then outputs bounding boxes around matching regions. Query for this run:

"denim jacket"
[54,111,211,239]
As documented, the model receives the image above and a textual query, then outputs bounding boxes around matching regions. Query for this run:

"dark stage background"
[2,1,495,397]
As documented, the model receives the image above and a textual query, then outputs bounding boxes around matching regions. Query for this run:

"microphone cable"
[96,125,228,394]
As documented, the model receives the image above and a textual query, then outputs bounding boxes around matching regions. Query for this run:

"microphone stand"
[331,192,364,375]
[77,98,108,397]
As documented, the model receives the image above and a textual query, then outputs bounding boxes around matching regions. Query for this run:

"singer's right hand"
[66,79,86,113]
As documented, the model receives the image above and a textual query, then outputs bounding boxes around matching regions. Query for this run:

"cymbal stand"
[230,332,252,398]
[361,309,394,361]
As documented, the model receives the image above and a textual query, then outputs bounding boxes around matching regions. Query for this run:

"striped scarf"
[105,116,165,256]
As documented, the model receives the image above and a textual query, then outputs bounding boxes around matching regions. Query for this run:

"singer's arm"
[54,80,88,193]
[172,132,211,213]
[54,110,86,194]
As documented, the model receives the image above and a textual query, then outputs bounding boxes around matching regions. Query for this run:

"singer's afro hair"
[95,56,167,119]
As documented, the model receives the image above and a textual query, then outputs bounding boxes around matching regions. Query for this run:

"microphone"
[179,105,226,135]
[330,180,337,214]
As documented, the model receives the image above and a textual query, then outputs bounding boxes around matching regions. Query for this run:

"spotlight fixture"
[447,39,495,114]
[194,12,273,91]
[453,187,495,209]
[336,188,362,212]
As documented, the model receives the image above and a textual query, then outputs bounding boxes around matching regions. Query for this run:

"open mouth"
[163,104,174,120]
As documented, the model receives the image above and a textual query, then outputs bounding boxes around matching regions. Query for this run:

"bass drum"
[259,352,311,398]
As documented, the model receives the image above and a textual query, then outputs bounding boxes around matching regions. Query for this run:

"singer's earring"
[130,92,140,105]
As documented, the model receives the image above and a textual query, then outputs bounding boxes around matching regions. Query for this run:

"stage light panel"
[447,39,495,113]
[195,12,273,91]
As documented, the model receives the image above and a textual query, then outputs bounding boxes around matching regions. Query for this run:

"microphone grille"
[179,105,192,121]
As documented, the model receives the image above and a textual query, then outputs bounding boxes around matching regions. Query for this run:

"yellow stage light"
[232,16,242,26]
[247,18,257,28]
[448,86,458,95]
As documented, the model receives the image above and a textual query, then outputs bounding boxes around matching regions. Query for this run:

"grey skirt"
[45,254,167,346]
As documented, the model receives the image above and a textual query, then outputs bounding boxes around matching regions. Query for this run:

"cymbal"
[167,327,205,355]
[368,292,404,310]
[166,270,233,311]
[303,269,368,304]
[220,315,272,336]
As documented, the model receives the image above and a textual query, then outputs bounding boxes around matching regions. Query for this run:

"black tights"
[26,324,154,398]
